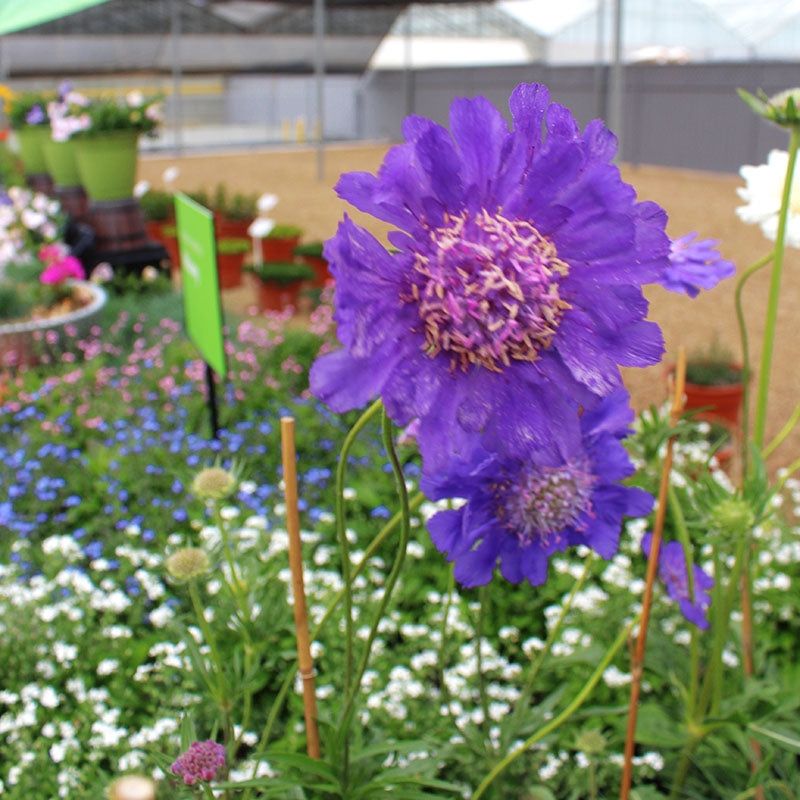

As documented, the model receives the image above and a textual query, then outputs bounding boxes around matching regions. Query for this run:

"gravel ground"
[139,144,800,471]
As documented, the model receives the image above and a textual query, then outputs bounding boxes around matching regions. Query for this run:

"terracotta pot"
[261,236,300,263]
[302,254,332,288]
[214,216,252,239]
[668,363,745,427]
[257,279,303,313]
[216,251,245,289]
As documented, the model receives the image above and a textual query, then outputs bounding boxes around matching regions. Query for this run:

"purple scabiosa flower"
[310,83,669,470]
[25,104,46,125]
[642,532,714,629]
[171,739,226,785]
[659,233,735,297]
[420,390,653,587]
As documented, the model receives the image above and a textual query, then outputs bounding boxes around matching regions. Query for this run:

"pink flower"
[170,740,226,785]
[39,256,85,284]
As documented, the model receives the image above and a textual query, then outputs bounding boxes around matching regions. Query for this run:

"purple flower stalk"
[642,532,714,629]
[660,232,735,297]
[170,740,226,785]
[25,104,46,125]
[310,83,670,472]
[421,390,653,587]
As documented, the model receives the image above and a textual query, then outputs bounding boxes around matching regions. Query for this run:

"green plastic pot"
[74,130,139,201]
[16,125,51,174]
[42,139,81,187]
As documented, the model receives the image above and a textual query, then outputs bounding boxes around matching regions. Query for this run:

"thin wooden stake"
[280,416,321,760]
[620,348,686,800]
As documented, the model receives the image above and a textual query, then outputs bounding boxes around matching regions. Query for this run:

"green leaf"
[179,713,198,751]
[527,787,557,800]
[748,723,800,753]
[262,751,338,781]
[635,704,688,748]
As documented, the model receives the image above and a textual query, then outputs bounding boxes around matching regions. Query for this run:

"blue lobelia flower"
[642,532,714,629]
[420,390,653,587]
[660,233,735,298]
[310,83,670,471]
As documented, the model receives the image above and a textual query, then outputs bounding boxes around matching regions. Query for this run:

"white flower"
[737,149,800,247]
[257,193,279,213]
[248,217,275,238]
[97,658,120,675]
[162,166,180,185]
[133,180,151,198]
[126,90,145,107]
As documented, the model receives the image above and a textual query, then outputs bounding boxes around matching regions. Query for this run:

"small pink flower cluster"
[170,740,226,786]
[38,243,85,285]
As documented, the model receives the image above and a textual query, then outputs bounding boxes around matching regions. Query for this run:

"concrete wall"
[360,61,798,173]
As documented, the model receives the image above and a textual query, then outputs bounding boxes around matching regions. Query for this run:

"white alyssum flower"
[737,149,800,246]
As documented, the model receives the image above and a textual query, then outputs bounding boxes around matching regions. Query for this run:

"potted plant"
[1,86,55,190]
[215,236,250,289]
[72,91,163,202]
[262,224,304,262]
[668,344,745,427]
[0,186,106,367]
[245,260,315,312]
[294,241,331,288]
[139,189,175,238]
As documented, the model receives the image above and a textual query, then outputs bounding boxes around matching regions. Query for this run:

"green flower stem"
[762,400,800,459]
[669,736,702,800]
[437,569,456,709]
[696,537,747,720]
[216,504,245,605]
[242,491,426,800]
[753,126,800,449]
[774,455,800,493]
[734,251,774,472]
[505,553,595,746]
[471,614,638,800]
[188,581,228,699]
[335,398,383,702]
[667,486,699,711]
[338,410,411,747]
[476,583,491,739]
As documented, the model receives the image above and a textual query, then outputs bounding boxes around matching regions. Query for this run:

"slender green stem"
[241,490,424,800]
[337,410,412,787]
[189,581,228,698]
[669,737,702,800]
[437,569,456,709]
[734,251,774,471]
[763,400,800,459]
[753,127,800,448]
[476,583,491,739]
[335,398,383,703]
[505,553,595,745]
[471,614,638,799]
[775,455,800,493]
[696,537,747,719]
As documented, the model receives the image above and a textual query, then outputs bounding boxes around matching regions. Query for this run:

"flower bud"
[710,497,754,537]
[167,547,210,581]
[574,729,607,755]
[739,86,800,129]
[191,466,236,500]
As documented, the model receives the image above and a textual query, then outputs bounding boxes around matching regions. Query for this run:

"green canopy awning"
[0,0,111,36]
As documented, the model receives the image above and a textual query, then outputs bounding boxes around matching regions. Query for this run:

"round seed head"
[191,466,236,500]
[167,547,210,581]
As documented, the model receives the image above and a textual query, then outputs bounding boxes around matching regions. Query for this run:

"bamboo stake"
[280,416,321,759]
[620,348,686,800]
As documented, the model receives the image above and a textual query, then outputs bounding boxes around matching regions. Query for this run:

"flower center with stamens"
[494,460,595,546]
[408,209,571,372]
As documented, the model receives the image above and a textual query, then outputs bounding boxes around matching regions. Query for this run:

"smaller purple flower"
[25,104,46,125]
[659,233,735,298]
[421,390,653,588]
[171,740,226,786]
[642,532,714,629]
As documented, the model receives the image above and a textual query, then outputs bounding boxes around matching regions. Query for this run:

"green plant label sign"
[174,192,226,378]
